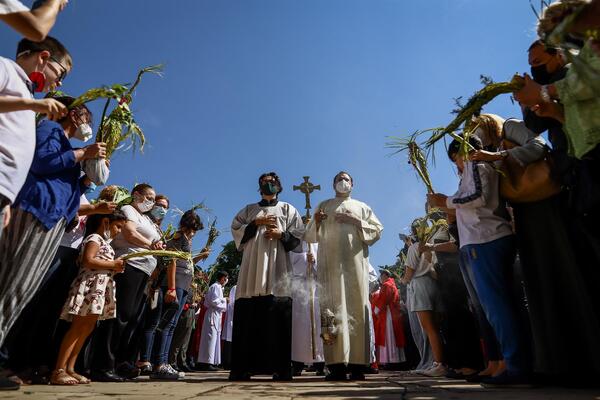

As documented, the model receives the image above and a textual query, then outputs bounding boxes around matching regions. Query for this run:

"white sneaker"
[420,362,447,377]
[167,364,185,379]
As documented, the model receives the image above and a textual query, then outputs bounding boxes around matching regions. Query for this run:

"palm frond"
[426,75,524,148]
[121,249,192,262]
[70,84,129,109]
[386,132,435,194]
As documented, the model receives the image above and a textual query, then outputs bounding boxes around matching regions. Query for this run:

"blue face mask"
[85,182,97,195]
[150,206,168,220]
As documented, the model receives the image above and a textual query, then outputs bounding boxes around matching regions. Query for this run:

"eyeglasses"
[49,56,68,84]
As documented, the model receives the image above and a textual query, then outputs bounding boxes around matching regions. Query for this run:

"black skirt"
[230,295,292,376]
[513,195,600,376]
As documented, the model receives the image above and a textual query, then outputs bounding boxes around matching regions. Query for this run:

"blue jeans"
[460,235,531,374]
[152,287,187,365]
[458,252,502,362]
[140,289,163,362]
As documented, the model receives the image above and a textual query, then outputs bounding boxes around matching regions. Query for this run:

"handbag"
[499,139,561,203]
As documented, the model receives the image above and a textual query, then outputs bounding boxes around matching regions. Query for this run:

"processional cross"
[293,176,321,358]
[293,176,321,220]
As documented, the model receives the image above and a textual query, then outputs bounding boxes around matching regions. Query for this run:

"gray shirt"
[112,205,161,275]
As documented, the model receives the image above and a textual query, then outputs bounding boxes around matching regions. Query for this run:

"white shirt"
[445,161,513,247]
[0,57,35,203]
[406,242,436,278]
[60,195,89,249]
[0,0,28,14]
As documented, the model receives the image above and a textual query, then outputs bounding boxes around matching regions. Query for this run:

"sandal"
[67,371,91,384]
[50,369,78,385]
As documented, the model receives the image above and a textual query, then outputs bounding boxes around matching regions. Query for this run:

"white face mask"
[103,221,112,242]
[74,123,93,142]
[134,193,155,213]
[335,180,352,194]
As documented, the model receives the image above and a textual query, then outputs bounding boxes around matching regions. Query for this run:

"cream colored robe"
[305,196,383,365]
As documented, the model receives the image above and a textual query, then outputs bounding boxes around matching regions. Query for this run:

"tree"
[208,240,242,290]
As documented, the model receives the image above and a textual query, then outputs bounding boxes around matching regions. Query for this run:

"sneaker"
[420,362,448,377]
[481,371,534,388]
[149,366,180,381]
[0,376,19,391]
[166,364,185,379]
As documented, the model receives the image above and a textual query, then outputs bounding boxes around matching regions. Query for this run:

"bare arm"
[0,97,67,120]
[78,202,117,217]
[81,240,124,271]
[0,0,67,41]
[121,220,153,249]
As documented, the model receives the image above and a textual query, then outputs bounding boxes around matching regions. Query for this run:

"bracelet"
[167,288,176,292]
[540,85,551,103]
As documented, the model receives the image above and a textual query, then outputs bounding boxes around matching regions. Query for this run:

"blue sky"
[1,0,539,269]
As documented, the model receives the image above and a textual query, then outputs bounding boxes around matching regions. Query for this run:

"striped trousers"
[0,208,65,347]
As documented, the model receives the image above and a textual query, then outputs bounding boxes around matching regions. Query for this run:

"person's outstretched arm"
[0,0,68,41]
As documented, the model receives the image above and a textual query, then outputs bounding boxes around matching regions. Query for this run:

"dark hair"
[258,172,283,194]
[50,95,92,124]
[180,210,204,231]
[132,183,153,196]
[215,271,229,281]
[333,171,353,185]
[16,36,73,68]
[447,135,483,161]
[528,39,558,55]
[84,210,128,237]
[380,270,391,278]
[155,194,170,208]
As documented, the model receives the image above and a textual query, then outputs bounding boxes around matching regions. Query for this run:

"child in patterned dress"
[50,211,128,385]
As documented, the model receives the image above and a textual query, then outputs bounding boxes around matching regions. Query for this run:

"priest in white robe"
[230,172,304,381]
[221,284,237,369]
[197,271,228,370]
[289,240,324,375]
[305,171,383,381]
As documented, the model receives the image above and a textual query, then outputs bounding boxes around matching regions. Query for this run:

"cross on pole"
[293,176,321,220]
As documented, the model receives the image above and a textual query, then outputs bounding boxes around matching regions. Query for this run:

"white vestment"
[368,264,378,363]
[305,196,383,365]
[290,242,324,364]
[198,282,227,365]
[222,285,237,343]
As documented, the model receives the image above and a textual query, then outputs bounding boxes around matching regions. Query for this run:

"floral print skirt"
[60,268,116,321]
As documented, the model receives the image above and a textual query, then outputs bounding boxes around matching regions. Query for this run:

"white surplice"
[290,242,324,364]
[222,285,237,343]
[305,196,383,365]
[198,282,227,365]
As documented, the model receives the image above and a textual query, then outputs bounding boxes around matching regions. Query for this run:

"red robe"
[372,277,405,348]
[189,303,208,359]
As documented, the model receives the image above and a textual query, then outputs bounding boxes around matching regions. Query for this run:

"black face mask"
[260,182,279,196]
[530,64,552,85]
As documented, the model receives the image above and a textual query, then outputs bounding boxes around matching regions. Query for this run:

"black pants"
[169,305,195,365]
[90,265,149,371]
[4,246,79,371]
[231,295,292,376]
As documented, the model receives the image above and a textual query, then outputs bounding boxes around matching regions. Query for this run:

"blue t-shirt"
[13,120,83,230]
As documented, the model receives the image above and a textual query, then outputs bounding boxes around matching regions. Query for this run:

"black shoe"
[196,363,219,372]
[349,372,365,381]
[178,363,193,373]
[229,371,251,381]
[0,376,19,391]
[325,371,348,381]
[365,366,379,375]
[90,370,125,382]
[273,371,293,381]
[170,364,181,372]
[116,362,141,380]
[139,364,153,376]
[481,371,534,388]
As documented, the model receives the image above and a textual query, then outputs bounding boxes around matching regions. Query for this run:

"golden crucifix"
[293,176,321,220]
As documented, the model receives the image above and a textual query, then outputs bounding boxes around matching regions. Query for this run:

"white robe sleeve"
[231,206,252,251]
[205,284,227,312]
[304,201,324,243]
[356,204,383,246]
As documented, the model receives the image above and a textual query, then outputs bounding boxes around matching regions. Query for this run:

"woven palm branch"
[203,219,220,250]
[121,249,192,262]
[387,132,435,194]
[426,75,524,147]
[162,223,177,242]
[98,102,146,158]
[109,186,132,206]
[69,84,129,109]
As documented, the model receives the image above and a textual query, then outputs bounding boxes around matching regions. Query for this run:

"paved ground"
[0,371,598,400]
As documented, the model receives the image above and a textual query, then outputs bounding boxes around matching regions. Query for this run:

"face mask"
[150,206,167,220]
[260,182,279,196]
[530,64,552,85]
[103,221,112,241]
[85,182,97,195]
[74,123,93,142]
[335,180,352,194]
[134,194,154,213]
[223,279,229,286]
[28,71,46,93]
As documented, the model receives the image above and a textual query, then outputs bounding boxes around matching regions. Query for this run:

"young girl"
[50,211,128,385]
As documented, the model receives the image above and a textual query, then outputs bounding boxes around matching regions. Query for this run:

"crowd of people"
[0,0,599,393]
